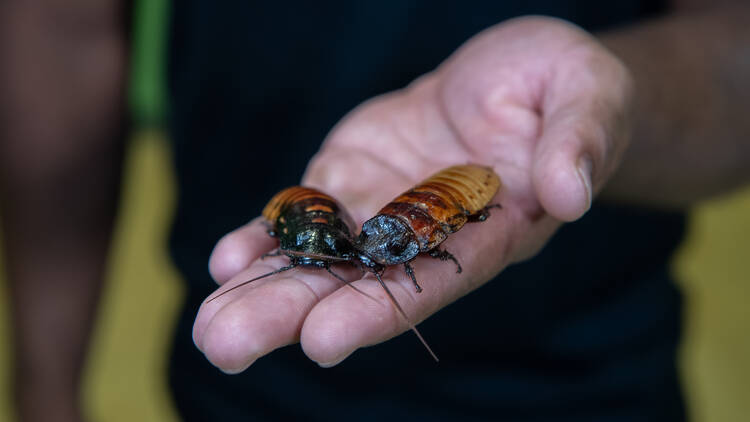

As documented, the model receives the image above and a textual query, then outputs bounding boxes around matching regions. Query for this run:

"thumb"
[532,104,607,222]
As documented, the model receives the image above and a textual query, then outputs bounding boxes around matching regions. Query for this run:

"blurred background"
[0,0,748,420]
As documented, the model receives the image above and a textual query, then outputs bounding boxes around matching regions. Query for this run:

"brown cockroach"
[355,164,501,293]
[206,186,439,361]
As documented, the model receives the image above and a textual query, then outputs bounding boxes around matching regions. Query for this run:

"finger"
[532,104,602,222]
[196,255,292,349]
[298,202,525,366]
[194,260,354,373]
[301,268,455,367]
[198,277,319,373]
[208,217,276,284]
[533,51,632,222]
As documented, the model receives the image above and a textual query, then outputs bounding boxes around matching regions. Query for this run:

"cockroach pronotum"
[355,164,501,293]
[206,186,438,361]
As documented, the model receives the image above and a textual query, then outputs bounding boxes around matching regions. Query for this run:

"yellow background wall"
[0,133,184,421]
[674,182,750,421]
[1,132,749,421]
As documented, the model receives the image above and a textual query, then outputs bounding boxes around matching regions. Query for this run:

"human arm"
[0,1,129,420]
[601,2,750,205]
[194,2,749,371]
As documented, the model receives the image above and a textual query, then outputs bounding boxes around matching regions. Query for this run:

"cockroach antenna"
[206,263,378,304]
[206,265,296,303]
[372,272,439,362]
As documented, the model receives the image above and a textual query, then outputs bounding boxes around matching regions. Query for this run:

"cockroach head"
[356,215,419,266]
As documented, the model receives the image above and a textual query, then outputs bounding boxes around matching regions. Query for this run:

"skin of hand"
[193,16,633,372]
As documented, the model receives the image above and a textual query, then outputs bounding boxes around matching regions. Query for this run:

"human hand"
[193,16,632,371]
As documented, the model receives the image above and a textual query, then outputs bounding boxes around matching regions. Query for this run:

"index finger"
[194,255,361,373]
[299,192,560,366]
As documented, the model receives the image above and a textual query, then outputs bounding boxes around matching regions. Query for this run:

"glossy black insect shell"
[206,193,359,304]
[208,189,439,361]
[356,215,420,266]
[274,199,356,264]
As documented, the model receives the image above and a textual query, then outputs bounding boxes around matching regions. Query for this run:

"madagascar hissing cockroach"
[206,185,439,361]
[355,164,501,293]
[207,186,359,301]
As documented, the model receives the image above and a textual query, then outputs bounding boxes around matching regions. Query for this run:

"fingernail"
[577,156,593,213]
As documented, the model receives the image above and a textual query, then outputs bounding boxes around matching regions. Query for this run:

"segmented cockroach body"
[207,185,440,362]
[207,186,358,301]
[262,186,358,267]
[356,164,501,293]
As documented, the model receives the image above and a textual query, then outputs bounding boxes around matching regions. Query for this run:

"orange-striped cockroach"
[206,186,439,361]
[207,186,359,301]
[355,164,501,293]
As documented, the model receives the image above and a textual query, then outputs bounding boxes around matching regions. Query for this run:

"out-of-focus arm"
[0,1,129,421]
[600,1,750,206]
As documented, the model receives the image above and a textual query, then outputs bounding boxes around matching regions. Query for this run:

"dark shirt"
[167,2,685,421]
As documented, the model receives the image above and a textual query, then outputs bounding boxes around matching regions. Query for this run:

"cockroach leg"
[467,203,502,222]
[403,262,423,293]
[428,248,462,274]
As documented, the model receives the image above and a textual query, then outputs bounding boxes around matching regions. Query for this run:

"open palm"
[193,17,632,371]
